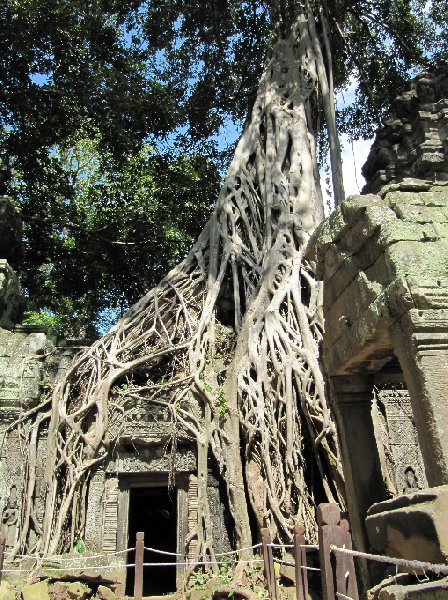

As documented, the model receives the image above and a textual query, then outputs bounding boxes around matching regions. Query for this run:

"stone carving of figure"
[403,466,420,495]
[2,485,19,547]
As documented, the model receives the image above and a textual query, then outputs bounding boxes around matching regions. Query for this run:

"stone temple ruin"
[0,209,233,597]
[0,67,448,597]
[308,66,448,592]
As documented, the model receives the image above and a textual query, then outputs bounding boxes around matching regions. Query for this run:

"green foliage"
[1,0,446,336]
[143,0,447,143]
[217,387,227,416]
[22,309,64,336]
[16,133,219,335]
[73,538,86,555]
[0,0,176,170]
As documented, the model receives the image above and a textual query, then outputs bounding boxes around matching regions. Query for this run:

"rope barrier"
[215,543,262,557]
[268,543,294,549]
[143,542,262,559]
[331,546,448,576]
[3,547,135,561]
[142,559,264,567]
[273,557,294,566]
[336,593,354,600]
[0,563,136,574]
[272,557,320,572]
[0,555,264,574]
[144,546,183,557]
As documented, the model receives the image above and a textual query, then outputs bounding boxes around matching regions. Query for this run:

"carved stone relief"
[102,476,119,553]
[106,444,196,474]
[373,384,427,496]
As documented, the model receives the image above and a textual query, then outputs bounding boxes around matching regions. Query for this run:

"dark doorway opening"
[126,486,177,596]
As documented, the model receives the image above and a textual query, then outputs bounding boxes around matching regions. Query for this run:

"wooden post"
[261,528,278,600]
[317,504,359,600]
[338,520,359,600]
[0,534,5,586]
[134,531,144,600]
[317,503,341,600]
[293,524,308,600]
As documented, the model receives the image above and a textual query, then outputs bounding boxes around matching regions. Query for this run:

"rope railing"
[331,545,448,577]
[1,502,446,600]
[3,547,135,560]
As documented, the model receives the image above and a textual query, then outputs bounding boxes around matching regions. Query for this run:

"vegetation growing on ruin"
[5,0,447,569]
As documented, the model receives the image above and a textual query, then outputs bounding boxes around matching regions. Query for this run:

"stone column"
[392,308,448,486]
[329,375,387,553]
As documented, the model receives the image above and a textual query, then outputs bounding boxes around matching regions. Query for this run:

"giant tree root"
[12,2,345,562]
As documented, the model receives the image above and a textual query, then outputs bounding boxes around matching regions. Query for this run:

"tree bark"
[12,1,345,558]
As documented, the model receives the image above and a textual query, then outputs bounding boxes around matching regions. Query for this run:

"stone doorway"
[125,485,178,596]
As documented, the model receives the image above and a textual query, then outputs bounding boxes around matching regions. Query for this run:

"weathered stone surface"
[0,581,15,600]
[376,578,448,599]
[51,581,91,600]
[21,580,51,600]
[93,584,115,600]
[279,557,295,583]
[363,68,448,194]
[306,71,448,572]
[366,486,448,564]
[0,328,48,418]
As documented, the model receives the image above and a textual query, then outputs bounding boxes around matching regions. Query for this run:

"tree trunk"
[13,2,345,557]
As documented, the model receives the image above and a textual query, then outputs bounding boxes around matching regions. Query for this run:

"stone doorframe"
[116,472,191,590]
[306,184,448,570]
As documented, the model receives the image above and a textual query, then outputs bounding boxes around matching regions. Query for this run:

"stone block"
[323,257,360,307]
[386,240,448,284]
[376,578,448,599]
[420,188,448,207]
[93,585,115,600]
[386,191,425,207]
[51,581,91,600]
[0,581,15,600]
[390,202,447,224]
[323,271,382,346]
[22,581,51,600]
[366,485,448,564]
[379,221,437,247]
[324,297,394,375]
[0,260,24,330]
[341,194,385,223]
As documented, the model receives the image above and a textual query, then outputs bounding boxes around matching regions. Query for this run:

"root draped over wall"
[13,3,346,561]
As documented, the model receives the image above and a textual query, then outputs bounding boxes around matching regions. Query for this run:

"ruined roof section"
[362,67,448,194]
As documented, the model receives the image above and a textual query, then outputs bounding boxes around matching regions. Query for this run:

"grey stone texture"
[21,581,51,600]
[0,260,24,330]
[307,66,448,596]
[366,486,448,564]
[363,67,448,194]
[307,183,448,489]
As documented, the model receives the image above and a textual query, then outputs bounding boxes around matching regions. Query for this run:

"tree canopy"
[17,138,219,335]
[1,0,446,334]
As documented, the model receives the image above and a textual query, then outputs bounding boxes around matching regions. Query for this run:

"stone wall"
[307,182,448,554]
[0,196,231,584]
[308,67,448,594]
[363,67,448,193]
